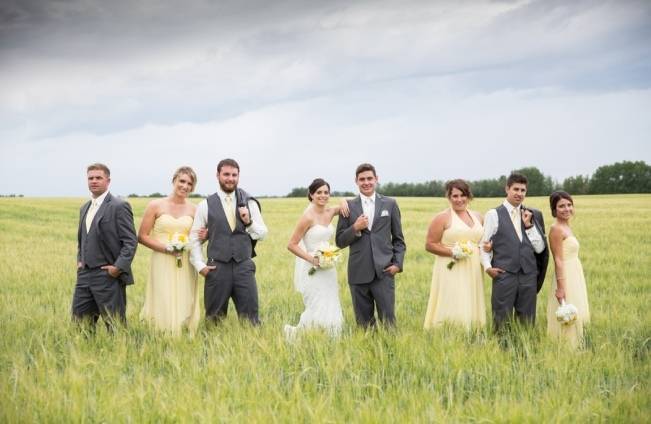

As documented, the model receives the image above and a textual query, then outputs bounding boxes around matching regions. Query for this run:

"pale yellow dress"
[424,209,486,330]
[546,236,590,348]
[140,214,200,335]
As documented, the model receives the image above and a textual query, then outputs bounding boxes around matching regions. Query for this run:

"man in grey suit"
[72,163,138,329]
[189,158,267,325]
[481,173,549,334]
[336,163,406,328]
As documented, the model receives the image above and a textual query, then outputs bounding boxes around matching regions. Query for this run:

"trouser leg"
[231,259,260,325]
[349,282,376,328]
[514,272,537,325]
[370,274,396,327]
[88,269,126,330]
[204,261,233,323]
[72,269,100,328]
[491,272,518,333]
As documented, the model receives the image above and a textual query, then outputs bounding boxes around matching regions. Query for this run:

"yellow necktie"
[225,195,236,231]
[85,200,98,233]
[511,207,522,240]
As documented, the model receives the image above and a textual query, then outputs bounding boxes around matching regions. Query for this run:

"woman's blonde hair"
[172,166,197,191]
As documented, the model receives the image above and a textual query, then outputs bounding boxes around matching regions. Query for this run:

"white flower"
[555,300,578,326]
[166,232,189,268]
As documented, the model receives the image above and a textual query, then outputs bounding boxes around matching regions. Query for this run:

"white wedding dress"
[285,224,344,339]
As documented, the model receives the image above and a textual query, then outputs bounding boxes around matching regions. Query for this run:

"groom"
[481,172,549,333]
[190,158,267,325]
[336,163,406,328]
[72,163,138,329]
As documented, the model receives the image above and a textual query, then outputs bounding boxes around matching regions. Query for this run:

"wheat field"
[1,195,649,422]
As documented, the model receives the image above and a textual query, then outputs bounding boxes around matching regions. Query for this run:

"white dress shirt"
[85,190,109,231]
[480,200,545,270]
[360,192,376,230]
[189,188,267,271]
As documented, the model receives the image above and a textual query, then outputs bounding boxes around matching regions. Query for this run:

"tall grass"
[1,195,649,421]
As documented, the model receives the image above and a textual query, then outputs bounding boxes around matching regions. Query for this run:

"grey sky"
[1,0,650,196]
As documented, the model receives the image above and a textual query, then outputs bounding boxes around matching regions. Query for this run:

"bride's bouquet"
[166,232,189,268]
[555,300,578,326]
[447,240,475,269]
[308,242,342,276]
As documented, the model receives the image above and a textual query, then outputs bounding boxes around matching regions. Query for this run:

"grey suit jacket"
[77,192,138,285]
[336,194,406,285]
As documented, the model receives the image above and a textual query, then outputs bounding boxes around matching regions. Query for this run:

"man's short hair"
[217,158,240,173]
[355,163,377,178]
[87,163,110,177]
[506,172,528,187]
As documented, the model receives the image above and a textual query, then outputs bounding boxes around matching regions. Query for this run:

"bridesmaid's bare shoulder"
[431,208,451,229]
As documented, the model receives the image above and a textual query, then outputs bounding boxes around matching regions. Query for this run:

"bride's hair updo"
[308,178,331,201]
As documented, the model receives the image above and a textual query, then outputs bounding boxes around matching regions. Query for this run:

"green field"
[1,195,649,422]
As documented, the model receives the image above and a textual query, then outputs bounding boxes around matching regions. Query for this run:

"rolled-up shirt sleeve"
[481,209,498,270]
[245,199,267,240]
[189,199,208,272]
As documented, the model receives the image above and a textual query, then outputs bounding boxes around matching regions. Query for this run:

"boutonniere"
[381,210,389,217]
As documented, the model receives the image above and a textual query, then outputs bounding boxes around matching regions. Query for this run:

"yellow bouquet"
[309,242,342,276]
[447,240,475,270]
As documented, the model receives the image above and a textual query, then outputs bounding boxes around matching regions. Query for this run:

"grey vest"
[80,215,108,268]
[491,205,536,274]
[206,192,253,263]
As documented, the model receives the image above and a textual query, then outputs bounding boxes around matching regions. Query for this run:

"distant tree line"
[286,161,651,197]
[286,187,356,198]
[128,193,205,198]
[0,194,25,197]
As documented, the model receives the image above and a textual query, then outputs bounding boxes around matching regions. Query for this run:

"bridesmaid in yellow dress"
[138,166,202,335]
[546,191,590,348]
[424,179,486,330]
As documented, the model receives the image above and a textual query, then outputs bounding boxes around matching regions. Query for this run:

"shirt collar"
[360,192,376,203]
[217,188,236,202]
[91,190,109,207]
[502,199,520,213]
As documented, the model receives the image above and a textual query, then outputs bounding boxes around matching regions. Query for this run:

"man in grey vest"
[189,158,267,325]
[73,163,138,329]
[481,173,548,333]
[336,163,406,328]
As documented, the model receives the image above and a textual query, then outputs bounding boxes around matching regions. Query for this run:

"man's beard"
[219,181,236,194]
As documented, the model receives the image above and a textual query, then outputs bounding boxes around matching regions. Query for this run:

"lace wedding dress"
[284,224,344,339]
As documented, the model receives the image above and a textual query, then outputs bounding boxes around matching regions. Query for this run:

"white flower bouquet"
[555,299,578,326]
[166,232,189,268]
[447,240,475,270]
[308,242,342,276]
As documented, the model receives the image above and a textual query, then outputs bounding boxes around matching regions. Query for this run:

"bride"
[284,178,349,339]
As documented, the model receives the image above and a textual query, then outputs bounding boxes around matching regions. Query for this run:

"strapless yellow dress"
[140,214,200,335]
[546,236,590,348]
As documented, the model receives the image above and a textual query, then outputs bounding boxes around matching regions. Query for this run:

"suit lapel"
[352,195,363,218]
[372,194,383,230]
[79,200,91,242]
[90,192,111,233]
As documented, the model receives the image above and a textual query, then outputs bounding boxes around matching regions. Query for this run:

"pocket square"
[381,210,389,217]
